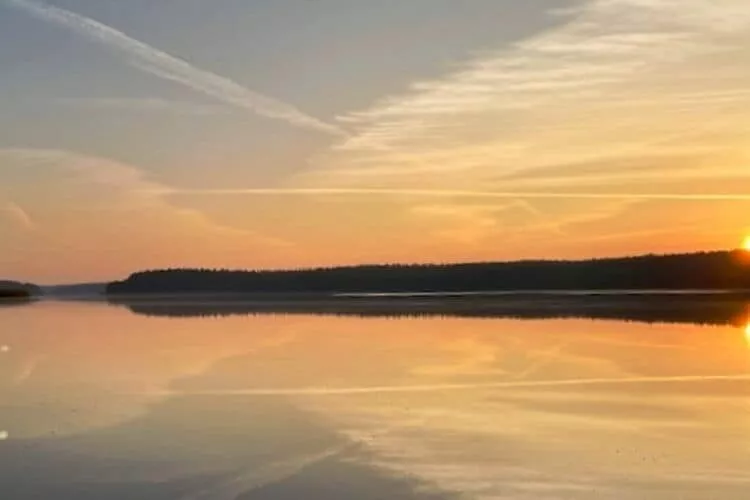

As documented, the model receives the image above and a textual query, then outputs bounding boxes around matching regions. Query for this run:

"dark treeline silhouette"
[111,293,750,327]
[0,280,41,299]
[107,250,750,296]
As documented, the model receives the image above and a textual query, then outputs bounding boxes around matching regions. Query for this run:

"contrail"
[4,0,344,136]
[146,373,750,397]
[179,444,351,500]
[158,187,750,202]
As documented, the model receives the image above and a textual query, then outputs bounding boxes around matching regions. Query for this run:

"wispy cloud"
[410,203,502,245]
[4,0,344,136]
[306,0,750,190]
[146,373,750,397]
[0,148,293,259]
[270,0,750,254]
[0,201,35,230]
[160,187,750,202]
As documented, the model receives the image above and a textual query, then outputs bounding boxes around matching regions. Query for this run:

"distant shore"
[107,250,750,297]
[102,250,750,326]
[0,280,40,301]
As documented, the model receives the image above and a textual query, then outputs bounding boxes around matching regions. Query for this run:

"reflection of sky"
[1,0,750,282]
[2,302,750,498]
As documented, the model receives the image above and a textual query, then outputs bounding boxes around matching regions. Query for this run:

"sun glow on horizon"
[742,237,750,252]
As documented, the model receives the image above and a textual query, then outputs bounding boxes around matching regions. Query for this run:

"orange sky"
[1,0,750,283]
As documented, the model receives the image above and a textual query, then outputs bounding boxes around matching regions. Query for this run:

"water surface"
[2,300,750,499]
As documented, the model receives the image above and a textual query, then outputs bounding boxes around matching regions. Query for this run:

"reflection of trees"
[111,294,750,327]
[0,296,34,307]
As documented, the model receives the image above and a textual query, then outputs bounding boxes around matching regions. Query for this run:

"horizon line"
[30,246,741,286]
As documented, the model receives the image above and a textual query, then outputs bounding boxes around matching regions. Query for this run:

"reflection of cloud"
[180,444,351,500]
[6,311,750,498]
[5,0,343,136]
[412,338,501,377]
[11,354,46,386]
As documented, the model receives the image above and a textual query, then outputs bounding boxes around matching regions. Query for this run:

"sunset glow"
[4,4,750,499]
[1,0,749,283]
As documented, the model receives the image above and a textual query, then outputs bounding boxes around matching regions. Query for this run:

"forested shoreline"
[107,250,750,296]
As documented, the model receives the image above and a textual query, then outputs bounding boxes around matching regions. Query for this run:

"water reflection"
[0,299,33,309]
[112,293,750,327]
[2,300,750,499]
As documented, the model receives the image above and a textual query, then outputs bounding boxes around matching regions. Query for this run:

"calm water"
[2,300,750,499]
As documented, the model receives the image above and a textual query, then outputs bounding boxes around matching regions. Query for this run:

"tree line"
[107,250,750,295]
[0,280,41,299]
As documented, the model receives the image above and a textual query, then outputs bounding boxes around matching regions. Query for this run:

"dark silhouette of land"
[0,280,40,300]
[104,250,750,326]
[107,250,750,296]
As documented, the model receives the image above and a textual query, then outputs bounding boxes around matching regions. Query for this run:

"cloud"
[160,187,750,202]
[0,148,294,279]
[269,0,750,255]
[410,203,501,245]
[305,0,750,192]
[0,201,34,230]
[4,0,344,136]
[497,155,744,184]
[148,373,750,397]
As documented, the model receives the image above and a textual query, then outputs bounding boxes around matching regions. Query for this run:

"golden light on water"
[744,322,750,346]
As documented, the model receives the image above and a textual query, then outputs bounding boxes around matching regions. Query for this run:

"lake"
[2,299,750,499]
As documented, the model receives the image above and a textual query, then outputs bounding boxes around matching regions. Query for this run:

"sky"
[1,0,749,283]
